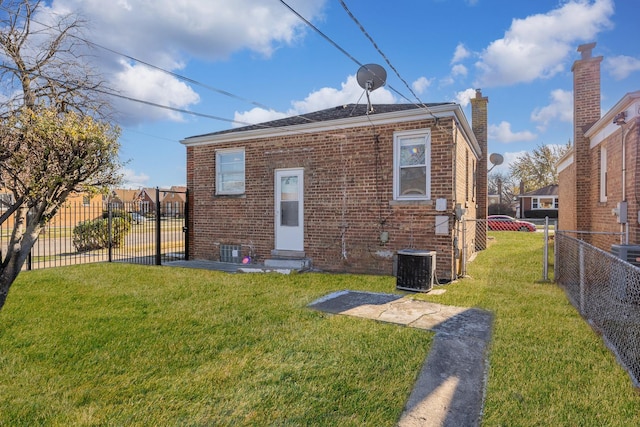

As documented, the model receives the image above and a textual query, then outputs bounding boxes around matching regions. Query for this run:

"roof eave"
[181,104,473,147]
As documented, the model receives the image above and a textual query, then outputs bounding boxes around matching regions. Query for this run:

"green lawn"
[1,231,639,426]
[417,232,640,426]
[0,264,431,426]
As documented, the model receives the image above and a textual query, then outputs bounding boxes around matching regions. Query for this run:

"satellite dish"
[356,64,387,114]
[356,64,387,92]
[488,153,504,173]
[489,153,504,166]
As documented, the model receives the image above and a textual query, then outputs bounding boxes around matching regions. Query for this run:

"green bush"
[72,216,131,252]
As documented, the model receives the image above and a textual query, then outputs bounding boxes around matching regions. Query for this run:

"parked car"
[129,212,146,224]
[487,215,536,232]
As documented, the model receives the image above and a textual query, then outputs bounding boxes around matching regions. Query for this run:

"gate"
[0,188,188,271]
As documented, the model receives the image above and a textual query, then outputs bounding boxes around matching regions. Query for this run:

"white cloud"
[112,61,200,125]
[489,121,537,143]
[605,55,640,80]
[412,76,433,94]
[234,74,396,126]
[451,64,468,77]
[454,88,478,107]
[451,43,471,64]
[52,0,326,62]
[44,0,328,126]
[475,0,614,87]
[531,89,573,131]
[490,150,528,175]
[234,108,289,127]
[121,168,149,189]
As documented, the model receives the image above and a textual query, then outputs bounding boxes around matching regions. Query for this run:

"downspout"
[451,121,460,278]
[622,120,639,245]
[623,126,628,245]
[615,112,630,244]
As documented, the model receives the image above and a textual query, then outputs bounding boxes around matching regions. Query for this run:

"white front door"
[275,169,304,251]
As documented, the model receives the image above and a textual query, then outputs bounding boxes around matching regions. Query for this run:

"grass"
[416,231,640,426]
[1,231,639,426]
[0,265,431,426]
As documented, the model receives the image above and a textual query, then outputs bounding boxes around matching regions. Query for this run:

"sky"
[38,0,640,188]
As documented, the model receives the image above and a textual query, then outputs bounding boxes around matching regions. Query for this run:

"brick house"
[182,93,489,282]
[558,42,640,252]
[161,186,187,217]
[134,188,158,216]
[518,184,559,219]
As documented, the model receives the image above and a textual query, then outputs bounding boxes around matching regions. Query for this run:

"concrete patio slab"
[308,290,493,427]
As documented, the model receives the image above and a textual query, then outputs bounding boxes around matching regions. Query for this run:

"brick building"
[182,96,488,282]
[558,42,640,251]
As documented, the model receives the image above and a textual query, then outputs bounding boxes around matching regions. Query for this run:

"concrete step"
[264,258,311,270]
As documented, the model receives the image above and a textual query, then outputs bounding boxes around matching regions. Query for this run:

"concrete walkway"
[308,290,493,427]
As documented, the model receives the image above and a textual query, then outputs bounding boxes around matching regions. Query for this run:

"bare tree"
[509,142,571,193]
[0,0,121,311]
[488,171,518,215]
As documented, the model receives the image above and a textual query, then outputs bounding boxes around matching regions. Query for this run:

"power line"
[338,0,443,123]
[277,0,429,109]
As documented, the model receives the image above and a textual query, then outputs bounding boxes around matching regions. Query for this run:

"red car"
[487,215,537,232]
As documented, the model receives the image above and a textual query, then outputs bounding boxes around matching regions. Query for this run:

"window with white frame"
[531,197,557,209]
[600,146,607,202]
[216,148,245,195]
[393,129,431,200]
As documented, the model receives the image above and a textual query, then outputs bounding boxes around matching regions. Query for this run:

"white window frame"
[531,196,557,210]
[393,129,431,201]
[600,146,607,202]
[216,148,245,195]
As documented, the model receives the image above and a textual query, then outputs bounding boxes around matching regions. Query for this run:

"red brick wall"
[571,45,602,235]
[186,116,479,281]
[558,158,576,232]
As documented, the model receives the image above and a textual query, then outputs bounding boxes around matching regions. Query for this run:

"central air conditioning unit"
[611,244,640,267]
[396,249,436,293]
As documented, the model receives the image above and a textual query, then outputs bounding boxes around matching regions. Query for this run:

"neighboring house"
[558,42,640,252]
[135,188,158,216]
[518,184,559,219]
[161,186,187,217]
[182,93,489,282]
[106,189,140,211]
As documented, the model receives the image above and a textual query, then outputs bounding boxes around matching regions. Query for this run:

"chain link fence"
[555,232,640,388]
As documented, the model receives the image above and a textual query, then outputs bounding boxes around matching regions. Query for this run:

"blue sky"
[42,0,639,188]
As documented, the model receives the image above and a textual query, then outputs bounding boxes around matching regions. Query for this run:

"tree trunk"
[0,205,40,311]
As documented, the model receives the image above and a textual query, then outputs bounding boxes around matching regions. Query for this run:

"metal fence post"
[108,204,113,263]
[461,219,467,277]
[554,225,558,281]
[155,187,161,266]
[543,216,549,281]
[579,244,585,315]
[184,188,189,261]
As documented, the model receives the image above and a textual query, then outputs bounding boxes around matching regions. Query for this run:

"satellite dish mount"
[356,64,387,114]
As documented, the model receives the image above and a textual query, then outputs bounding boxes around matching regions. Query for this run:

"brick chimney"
[471,89,488,250]
[572,42,602,232]
[471,88,488,220]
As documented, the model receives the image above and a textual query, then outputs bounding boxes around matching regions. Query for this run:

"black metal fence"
[1,188,187,271]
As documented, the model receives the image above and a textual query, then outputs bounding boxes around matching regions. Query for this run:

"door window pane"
[280,176,299,226]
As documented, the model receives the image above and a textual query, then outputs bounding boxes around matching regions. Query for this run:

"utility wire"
[338,0,440,121]
[23,13,320,125]
[277,0,416,105]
